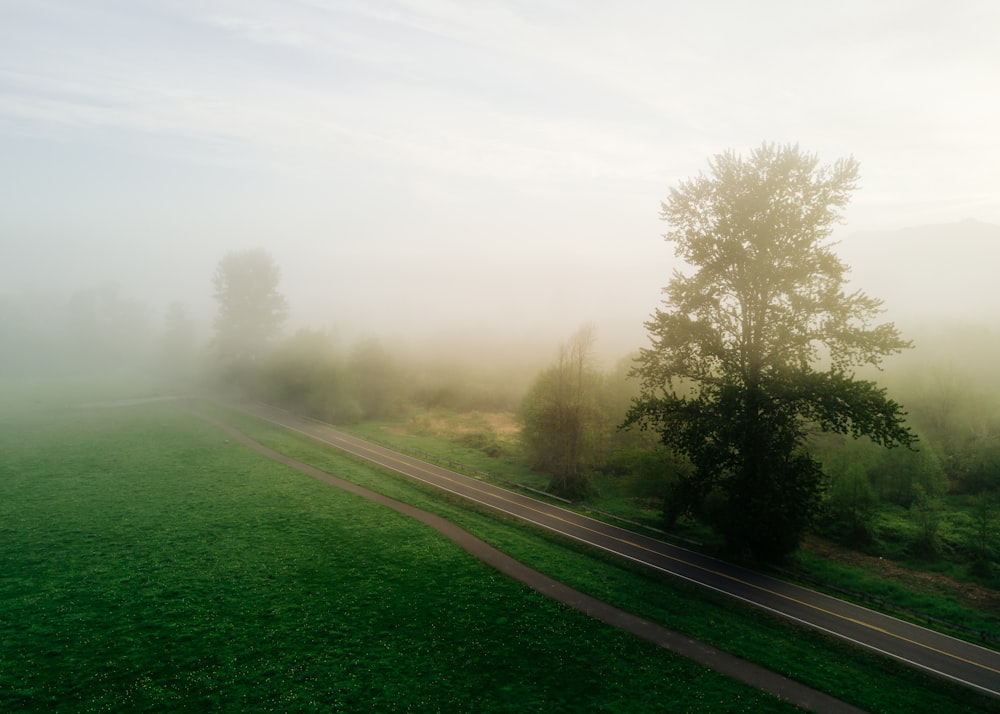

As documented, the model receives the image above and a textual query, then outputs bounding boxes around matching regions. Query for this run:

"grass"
[872,499,1000,586]
[205,402,1000,714]
[782,546,1000,645]
[1,395,798,713]
[343,415,668,533]
[345,413,548,490]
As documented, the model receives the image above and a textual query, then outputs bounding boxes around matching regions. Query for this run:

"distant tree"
[596,353,691,506]
[348,338,406,420]
[868,437,945,507]
[625,143,915,561]
[156,302,199,384]
[818,430,944,509]
[958,432,1000,494]
[970,491,995,572]
[211,249,287,379]
[519,325,604,498]
[66,282,152,371]
[824,460,878,546]
[259,329,361,423]
[910,485,942,559]
[0,294,52,374]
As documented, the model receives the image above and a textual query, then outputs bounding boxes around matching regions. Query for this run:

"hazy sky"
[3,1,999,353]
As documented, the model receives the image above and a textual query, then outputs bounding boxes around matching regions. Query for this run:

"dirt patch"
[389,411,521,439]
[479,412,521,436]
[804,536,1000,615]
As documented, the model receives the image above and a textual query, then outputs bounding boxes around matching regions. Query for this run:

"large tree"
[624,143,915,561]
[212,249,287,377]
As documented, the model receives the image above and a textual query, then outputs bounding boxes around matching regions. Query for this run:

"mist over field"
[2,1,999,382]
[4,218,999,390]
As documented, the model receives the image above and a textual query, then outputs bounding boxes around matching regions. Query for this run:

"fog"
[3,2,1000,382]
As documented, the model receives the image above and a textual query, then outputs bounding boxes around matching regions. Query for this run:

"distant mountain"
[835,219,1000,329]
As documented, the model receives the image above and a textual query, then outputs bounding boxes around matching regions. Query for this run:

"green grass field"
[208,403,1000,713]
[1,393,799,713]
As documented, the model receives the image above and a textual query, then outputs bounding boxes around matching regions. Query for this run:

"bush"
[457,430,507,458]
[909,486,943,559]
[602,445,690,505]
[823,462,878,546]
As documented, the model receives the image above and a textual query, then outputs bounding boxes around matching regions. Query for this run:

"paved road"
[232,400,1000,700]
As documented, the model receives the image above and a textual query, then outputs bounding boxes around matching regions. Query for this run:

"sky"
[3,0,999,358]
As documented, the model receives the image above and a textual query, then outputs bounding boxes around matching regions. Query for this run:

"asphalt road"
[230,400,1000,700]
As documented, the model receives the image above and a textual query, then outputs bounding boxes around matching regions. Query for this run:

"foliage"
[519,326,605,498]
[815,432,945,505]
[348,338,408,420]
[155,301,200,384]
[823,458,878,546]
[953,425,1000,494]
[211,249,287,379]
[909,485,944,559]
[255,331,412,424]
[409,361,528,412]
[868,438,946,507]
[625,144,914,561]
[969,492,996,572]
[601,444,691,506]
[789,548,1000,643]
[257,328,363,423]
[889,337,1000,494]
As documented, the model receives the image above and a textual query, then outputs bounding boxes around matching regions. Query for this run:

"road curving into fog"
[216,399,1000,701]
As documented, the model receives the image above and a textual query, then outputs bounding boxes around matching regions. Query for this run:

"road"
[230,400,1000,700]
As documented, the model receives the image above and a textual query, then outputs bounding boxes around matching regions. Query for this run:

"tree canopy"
[625,143,915,561]
[212,249,287,378]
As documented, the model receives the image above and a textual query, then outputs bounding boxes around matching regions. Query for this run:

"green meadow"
[1,394,795,713]
[2,386,998,713]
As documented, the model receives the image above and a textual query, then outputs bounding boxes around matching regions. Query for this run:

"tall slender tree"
[625,143,915,560]
[519,325,602,498]
[212,249,287,379]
